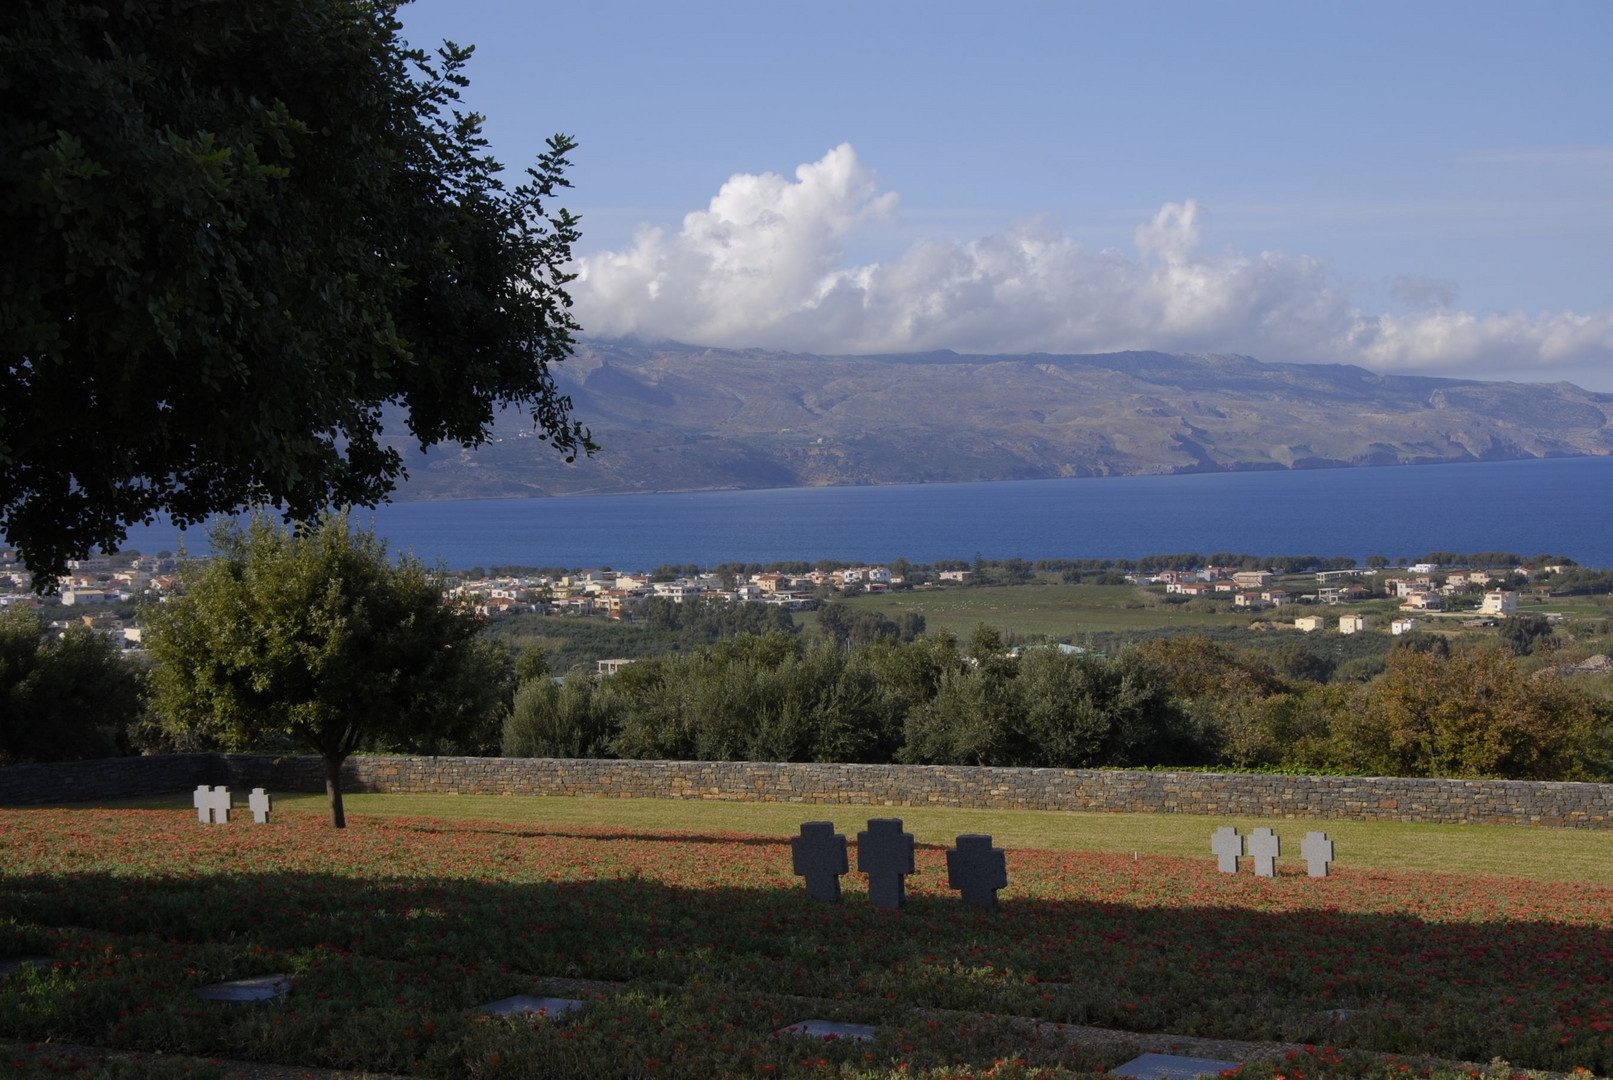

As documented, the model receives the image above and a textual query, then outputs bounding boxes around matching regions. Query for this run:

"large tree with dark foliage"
[1,0,590,583]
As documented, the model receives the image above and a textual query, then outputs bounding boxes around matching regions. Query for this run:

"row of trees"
[503,627,1612,783]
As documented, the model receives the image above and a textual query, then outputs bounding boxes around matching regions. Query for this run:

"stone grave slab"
[479,995,585,1018]
[1112,1052,1242,1080]
[1248,827,1280,877]
[1301,831,1334,877]
[857,818,915,910]
[771,1019,876,1043]
[248,788,273,824]
[195,973,291,1002]
[0,956,53,979]
[1210,826,1242,873]
[946,834,1007,908]
[792,821,849,902]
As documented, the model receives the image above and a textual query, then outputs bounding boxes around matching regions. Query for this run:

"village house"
[1339,613,1368,634]
[1233,592,1267,609]
[1260,589,1289,605]
[1480,590,1517,616]
[938,570,972,583]
[1391,617,1419,635]
[1232,570,1273,588]
[1294,616,1325,632]
[1399,590,1442,611]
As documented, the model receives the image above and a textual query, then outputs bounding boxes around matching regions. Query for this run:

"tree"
[0,608,142,763]
[2,0,591,583]
[142,513,510,827]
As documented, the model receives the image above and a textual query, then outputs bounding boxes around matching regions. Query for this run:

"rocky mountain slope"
[386,342,1613,499]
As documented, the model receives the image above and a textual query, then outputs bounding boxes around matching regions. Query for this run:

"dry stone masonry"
[5,753,1613,829]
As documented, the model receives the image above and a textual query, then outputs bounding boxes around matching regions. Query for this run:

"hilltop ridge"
[385,342,1613,499]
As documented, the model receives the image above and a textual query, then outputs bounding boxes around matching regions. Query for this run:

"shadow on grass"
[2,861,1609,1077]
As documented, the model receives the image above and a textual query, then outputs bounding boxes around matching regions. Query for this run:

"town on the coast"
[5,542,1599,662]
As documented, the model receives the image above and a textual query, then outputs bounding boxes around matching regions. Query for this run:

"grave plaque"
[1112,1053,1243,1080]
[1248,827,1280,877]
[1210,826,1242,873]
[1300,831,1334,878]
[857,818,915,910]
[195,973,291,1002]
[248,788,273,825]
[946,834,1007,908]
[478,995,584,1018]
[193,785,232,824]
[792,822,849,902]
[771,1020,876,1043]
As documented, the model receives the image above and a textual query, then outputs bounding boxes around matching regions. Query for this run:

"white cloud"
[572,144,1613,381]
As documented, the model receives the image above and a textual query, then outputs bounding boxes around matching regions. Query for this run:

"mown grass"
[72,791,1613,885]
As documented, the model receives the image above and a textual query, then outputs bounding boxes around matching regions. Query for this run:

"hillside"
[385,342,1613,499]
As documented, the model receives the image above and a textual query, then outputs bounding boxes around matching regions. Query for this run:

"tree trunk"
[324,752,348,829]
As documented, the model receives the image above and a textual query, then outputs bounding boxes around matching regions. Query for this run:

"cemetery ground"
[3,800,1612,1080]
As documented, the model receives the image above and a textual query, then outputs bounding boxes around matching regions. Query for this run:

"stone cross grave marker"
[857,818,915,910]
[946,834,1007,908]
[193,785,232,824]
[248,788,272,824]
[792,821,849,902]
[1300,831,1335,877]
[1210,826,1242,873]
[1248,827,1280,877]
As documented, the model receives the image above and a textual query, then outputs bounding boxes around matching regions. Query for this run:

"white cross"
[1301,831,1334,877]
[192,785,232,824]
[248,788,273,825]
[1210,826,1242,873]
[1248,827,1280,877]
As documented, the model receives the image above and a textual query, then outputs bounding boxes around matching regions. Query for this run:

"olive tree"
[142,514,512,827]
[2,0,590,584]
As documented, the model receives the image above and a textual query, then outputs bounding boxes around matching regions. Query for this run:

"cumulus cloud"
[572,144,1613,379]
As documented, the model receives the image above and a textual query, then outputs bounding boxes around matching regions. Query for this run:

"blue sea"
[118,455,1613,570]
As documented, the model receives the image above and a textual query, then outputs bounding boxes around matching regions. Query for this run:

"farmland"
[2,803,1611,1078]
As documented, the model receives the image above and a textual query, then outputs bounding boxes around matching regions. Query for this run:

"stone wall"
[5,754,1612,828]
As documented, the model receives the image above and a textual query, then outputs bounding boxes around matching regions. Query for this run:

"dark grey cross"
[946,834,1007,908]
[791,821,848,902]
[857,818,915,909]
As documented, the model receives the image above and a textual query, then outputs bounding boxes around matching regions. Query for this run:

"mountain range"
[385,342,1613,500]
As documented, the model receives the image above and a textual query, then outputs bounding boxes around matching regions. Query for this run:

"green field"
[73,791,1613,884]
[836,583,1255,639]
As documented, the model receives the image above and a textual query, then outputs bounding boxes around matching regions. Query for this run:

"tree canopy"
[142,513,512,827]
[2,0,590,582]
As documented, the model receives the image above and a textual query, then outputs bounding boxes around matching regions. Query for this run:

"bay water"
[116,455,1613,570]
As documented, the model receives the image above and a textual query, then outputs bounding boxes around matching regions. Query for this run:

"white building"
[1480,590,1517,617]
[1294,616,1325,632]
[1339,613,1368,635]
[1391,618,1419,636]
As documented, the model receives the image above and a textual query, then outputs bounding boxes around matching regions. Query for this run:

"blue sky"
[399,1,1613,387]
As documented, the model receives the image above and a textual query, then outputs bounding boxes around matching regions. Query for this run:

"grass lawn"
[838,584,1253,639]
[7,795,1613,1079]
[81,790,1613,885]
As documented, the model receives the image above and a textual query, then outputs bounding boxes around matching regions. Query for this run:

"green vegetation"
[2,0,587,581]
[0,607,141,763]
[141,514,512,827]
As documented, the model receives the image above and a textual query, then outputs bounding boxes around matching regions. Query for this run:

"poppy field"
[1,807,1610,1079]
